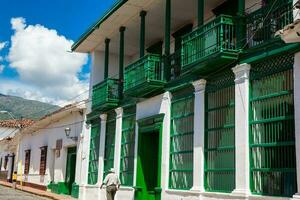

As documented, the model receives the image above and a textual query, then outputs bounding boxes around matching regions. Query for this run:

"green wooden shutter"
[205,70,235,192]
[88,121,101,185]
[103,110,117,178]
[249,54,296,197]
[120,106,136,186]
[169,87,194,189]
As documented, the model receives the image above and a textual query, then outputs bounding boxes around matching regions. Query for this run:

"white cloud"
[0,42,7,50]
[5,17,89,105]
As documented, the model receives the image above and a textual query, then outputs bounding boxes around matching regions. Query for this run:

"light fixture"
[64,127,78,141]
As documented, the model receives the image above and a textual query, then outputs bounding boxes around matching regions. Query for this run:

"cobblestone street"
[0,185,51,200]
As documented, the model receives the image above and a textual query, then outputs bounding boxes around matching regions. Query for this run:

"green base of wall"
[50,182,69,195]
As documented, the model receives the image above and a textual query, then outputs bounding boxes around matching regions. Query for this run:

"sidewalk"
[0,180,74,200]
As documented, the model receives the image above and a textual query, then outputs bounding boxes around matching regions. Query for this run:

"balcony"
[181,15,239,74]
[246,0,293,49]
[124,54,165,97]
[92,78,119,111]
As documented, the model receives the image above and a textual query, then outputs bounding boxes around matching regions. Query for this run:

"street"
[0,185,51,200]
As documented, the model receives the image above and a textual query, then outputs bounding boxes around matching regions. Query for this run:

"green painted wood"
[71,183,79,198]
[140,11,147,58]
[119,26,126,100]
[88,121,101,185]
[204,70,235,193]
[181,15,239,72]
[249,54,296,197]
[198,0,204,26]
[246,0,293,49]
[169,88,194,190]
[103,110,117,178]
[136,114,164,200]
[164,0,171,81]
[104,38,110,79]
[120,106,136,186]
[92,78,119,111]
[124,54,165,97]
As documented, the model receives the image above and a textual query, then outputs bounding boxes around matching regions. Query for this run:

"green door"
[65,147,77,195]
[136,130,161,200]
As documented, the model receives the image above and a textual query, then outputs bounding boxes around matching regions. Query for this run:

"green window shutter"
[169,87,194,190]
[88,120,101,185]
[249,54,296,197]
[120,106,136,186]
[205,70,235,193]
[103,110,117,178]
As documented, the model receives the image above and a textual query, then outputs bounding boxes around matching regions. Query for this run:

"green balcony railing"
[246,0,293,48]
[92,78,119,110]
[181,15,239,71]
[124,54,165,97]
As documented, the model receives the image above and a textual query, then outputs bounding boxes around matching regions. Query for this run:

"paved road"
[0,185,51,200]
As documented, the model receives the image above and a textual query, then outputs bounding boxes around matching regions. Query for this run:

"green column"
[140,11,147,58]
[104,38,110,79]
[198,0,204,26]
[237,0,245,48]
[119,26,126,99]
[164,0,171,81]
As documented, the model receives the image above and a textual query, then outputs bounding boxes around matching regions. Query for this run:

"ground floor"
[77,47,300,200]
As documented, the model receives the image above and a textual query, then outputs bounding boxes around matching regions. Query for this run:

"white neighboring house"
[16,102,88,198]
[0,120,33,182]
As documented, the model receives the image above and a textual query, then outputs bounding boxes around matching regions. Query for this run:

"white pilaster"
[293,52,300,199]
[191,79,206,192]
[114,107,123,176]
[231,63,251,196]
[98,114,107,184]
[79,120,91,186]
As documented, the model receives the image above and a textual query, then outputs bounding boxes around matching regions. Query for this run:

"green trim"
[104,38,110,79]
[71,0,128,51]
[140,11,147,58]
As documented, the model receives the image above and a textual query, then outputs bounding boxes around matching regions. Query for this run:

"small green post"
[164,0,171,81]
[237,0,246,49]
[119,26,126,99]
[104,38,110,79]
[140,11,147,58]
[198,0,204,26]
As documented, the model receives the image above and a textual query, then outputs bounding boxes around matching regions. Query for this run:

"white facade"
[16,105,87,192]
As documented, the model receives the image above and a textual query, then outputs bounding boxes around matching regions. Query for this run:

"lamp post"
[65,127,78,141]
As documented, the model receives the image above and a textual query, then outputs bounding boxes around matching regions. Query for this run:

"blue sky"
[0,0,117,105]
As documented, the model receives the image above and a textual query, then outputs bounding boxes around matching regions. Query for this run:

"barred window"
[39,146,47,175]
[205,70,235,192]
[24,150,31,175]
[169,88,194,189]
[103,110,116,178]
[120,106,136,186]
[88,120,101,185]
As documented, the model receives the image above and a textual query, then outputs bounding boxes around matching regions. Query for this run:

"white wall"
[17,111,85,187]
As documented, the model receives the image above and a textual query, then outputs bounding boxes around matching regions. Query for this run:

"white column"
[293,52,300,199]
[231,63,251,196]
[191,79,206,192]
[98,114,107,184]
[114,107,123,176]
[78,119,90,186]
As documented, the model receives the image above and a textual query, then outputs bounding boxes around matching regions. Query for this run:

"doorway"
[135,114,164,200]
[65,147,77,195]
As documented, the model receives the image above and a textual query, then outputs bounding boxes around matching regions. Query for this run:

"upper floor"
[72,0,295,113]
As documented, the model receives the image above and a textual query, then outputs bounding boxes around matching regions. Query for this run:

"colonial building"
[15,103,88,198]
[0,119,33,182]
[72,0,300,199]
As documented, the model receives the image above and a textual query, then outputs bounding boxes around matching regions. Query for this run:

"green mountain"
[0,93,60,120]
